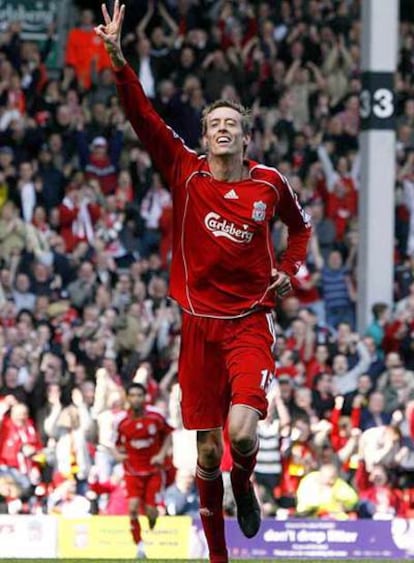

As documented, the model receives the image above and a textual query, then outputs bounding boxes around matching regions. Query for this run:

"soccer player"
[114,382,173,558]
[96,3,311,562]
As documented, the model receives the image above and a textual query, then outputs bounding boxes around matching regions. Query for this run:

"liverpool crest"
[252,200,266,222]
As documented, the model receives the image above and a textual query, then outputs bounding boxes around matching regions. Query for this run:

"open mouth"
[216,136,231,145]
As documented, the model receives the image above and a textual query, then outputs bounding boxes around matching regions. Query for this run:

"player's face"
[127,388,146,411]
[203,107,249,157]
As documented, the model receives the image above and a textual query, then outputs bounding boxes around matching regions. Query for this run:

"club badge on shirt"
[148,424,157,435]
[252,201,266,222]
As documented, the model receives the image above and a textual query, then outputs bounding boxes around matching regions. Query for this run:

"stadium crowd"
[0,0,414,522]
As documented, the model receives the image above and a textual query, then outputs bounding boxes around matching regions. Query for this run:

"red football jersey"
[116,407,173,476]
[115,65,311,318]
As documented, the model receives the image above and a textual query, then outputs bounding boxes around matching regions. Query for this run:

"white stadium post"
[358,0,398,332]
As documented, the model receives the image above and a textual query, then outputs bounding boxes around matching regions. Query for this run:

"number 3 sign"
[360,72,395,130]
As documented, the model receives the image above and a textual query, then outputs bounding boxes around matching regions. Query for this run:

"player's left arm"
[150,432,172,467]
[270,176,312,296]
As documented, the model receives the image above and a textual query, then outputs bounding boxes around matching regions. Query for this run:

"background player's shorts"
[124,472,162,506]
[178,310,276,430]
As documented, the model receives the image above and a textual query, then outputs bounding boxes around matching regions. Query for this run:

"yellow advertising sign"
[58,515,192,559]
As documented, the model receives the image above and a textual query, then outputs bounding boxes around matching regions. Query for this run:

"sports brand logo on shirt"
[204,212,254,243]
[252,201,266,222]
[224,189,239,199]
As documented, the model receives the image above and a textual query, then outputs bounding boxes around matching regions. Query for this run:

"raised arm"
[95,1,195,187]
[136,0,155,39]
[284,59,301,86]
[158,2,179,40]
[317,143,338,192]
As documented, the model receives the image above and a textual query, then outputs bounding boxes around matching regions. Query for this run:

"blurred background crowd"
[0,0,414,522]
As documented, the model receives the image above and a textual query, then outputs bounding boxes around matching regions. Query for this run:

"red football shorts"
[124,472,162,506]
[178,310,276,430]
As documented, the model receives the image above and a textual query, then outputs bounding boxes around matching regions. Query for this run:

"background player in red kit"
[96,3,311,562]
[114,382,173,558]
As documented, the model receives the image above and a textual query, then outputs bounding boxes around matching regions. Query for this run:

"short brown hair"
[371,302,388,320]
[201,99,252,136]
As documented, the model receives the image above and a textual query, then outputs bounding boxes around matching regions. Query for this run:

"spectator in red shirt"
[65,9,111,90]
[294,262,324,321]
[383,309,413,354]
[88,464,128,515]
[329,394,361,473]
[76,126,123,196]
[356,462,407,519]
[0,402,43,493]
[306,343,331,388]
[1,72,26,116]
[285,317,315,364]
[317,142,358,241]
[58,183,81,253]
[58,182,101,253]
[114,382,173,558]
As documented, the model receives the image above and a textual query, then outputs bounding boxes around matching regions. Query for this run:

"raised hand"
[335,395,344,410]
[94,0,126,69]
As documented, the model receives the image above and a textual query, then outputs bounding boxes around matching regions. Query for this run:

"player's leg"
[228,405,260,492]
[224,311,276,538]
[196,429,228,563]
[179,313,230,562]
[228,406,261,538]
[178,312,230,429]
[145,505,158,530]
[128,497,145,557]
[125,475,146,557]
[144,472,162,530]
